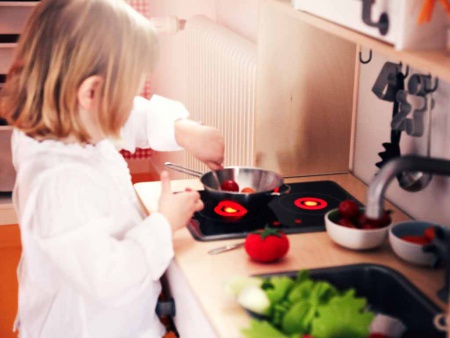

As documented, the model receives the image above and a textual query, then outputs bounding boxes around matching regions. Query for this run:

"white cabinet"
[287,0,450,80]
[292,0,448,51]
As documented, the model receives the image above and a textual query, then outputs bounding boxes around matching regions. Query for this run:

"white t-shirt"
[12,95,189,338]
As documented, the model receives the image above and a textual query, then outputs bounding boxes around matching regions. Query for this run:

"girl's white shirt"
[11,95,189,338]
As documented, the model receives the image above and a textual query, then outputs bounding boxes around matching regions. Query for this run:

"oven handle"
[270,184,291,196]
[208,242,245,255]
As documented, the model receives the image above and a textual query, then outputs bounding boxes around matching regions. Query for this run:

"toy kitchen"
[134,0,450,336]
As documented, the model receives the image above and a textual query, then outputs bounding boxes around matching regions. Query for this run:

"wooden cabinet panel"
[256,0,356,176]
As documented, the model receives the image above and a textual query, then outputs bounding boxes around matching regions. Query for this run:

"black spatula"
[371,62,407,170]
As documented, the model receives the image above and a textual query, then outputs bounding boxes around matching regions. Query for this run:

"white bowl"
[325,208,390,250]
[389,221,437,266]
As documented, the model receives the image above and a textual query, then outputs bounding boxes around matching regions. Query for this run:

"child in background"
[0,0,224,337]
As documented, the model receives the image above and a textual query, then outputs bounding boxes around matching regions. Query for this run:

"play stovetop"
[187,180,363,241]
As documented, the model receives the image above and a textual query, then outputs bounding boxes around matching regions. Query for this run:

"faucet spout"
[366,156,450,219]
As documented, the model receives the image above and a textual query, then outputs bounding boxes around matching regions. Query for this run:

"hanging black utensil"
[373,63,407,171]
[392,74,437,192]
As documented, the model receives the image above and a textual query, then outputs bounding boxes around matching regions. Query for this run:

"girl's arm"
[120,95,224,170]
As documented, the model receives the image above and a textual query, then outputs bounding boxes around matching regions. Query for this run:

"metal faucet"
[365,155,450,219]
[365,155,450,303]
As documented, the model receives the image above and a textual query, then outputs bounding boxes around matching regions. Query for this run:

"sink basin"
[256,263,445,338]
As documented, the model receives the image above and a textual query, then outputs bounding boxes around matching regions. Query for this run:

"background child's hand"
[158,170,204,233]
[175,119,225,171]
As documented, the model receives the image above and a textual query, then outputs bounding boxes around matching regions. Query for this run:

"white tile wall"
[353,48,450,227]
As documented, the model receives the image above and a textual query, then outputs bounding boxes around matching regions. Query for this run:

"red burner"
[214,200,248,220]
[294,197,328,210]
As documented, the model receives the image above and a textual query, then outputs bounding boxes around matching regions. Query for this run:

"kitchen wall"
[142,0,261,178]
[354,48,450,226]
[147,0,259,103]
[148,0,260,42]
[146,0,450,227]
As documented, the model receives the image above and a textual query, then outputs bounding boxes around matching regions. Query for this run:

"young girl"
[0,0,224,337]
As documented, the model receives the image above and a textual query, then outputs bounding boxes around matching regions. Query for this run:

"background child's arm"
[120,95,224,170]
[174,119,224,171]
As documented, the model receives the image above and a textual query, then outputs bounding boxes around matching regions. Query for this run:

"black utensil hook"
[362,0,389,36]
[359,49,372,64]
[408,73,439,96]
[426,76,439,94]
[399,62,409,78]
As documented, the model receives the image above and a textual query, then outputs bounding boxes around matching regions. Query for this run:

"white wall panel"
[216,0,259,42]
[353,48,450,226]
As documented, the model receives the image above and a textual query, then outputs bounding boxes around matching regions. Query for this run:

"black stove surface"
[187,180,363,241]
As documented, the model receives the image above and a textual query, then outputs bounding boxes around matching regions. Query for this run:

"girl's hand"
[158,171,204,233]
[175,119,225,171]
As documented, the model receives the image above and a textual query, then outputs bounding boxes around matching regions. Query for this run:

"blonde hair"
[0,0,158,142]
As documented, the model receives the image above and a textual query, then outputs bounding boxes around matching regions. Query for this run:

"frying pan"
[164,162,290,208]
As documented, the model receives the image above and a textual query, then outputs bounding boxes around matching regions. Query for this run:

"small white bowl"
[389,221,437,267]
[325,208,390,250]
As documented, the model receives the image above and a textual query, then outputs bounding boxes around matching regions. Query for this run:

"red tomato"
[337,217,356,228]
[220,180,239,192]
[400,235,431,245]
[356,213,368,228]
[424,226,436,241]
[244,227,290,263]
[365,210,392,229]
[338,200,360,219]
[241,187,255,193]
[361,223,380,230]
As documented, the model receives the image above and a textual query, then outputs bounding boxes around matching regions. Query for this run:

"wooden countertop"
[134,173,446,337]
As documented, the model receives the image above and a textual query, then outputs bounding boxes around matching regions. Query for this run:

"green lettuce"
[241,319,288,338]
[263,275,295,304]
[241,270,375,338]
[311,290,374,338]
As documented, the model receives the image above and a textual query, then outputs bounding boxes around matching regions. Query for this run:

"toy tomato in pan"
[244,227,289,263]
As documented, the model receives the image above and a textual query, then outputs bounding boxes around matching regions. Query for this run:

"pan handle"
[270,184,291,196]
[164,162,203,178]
